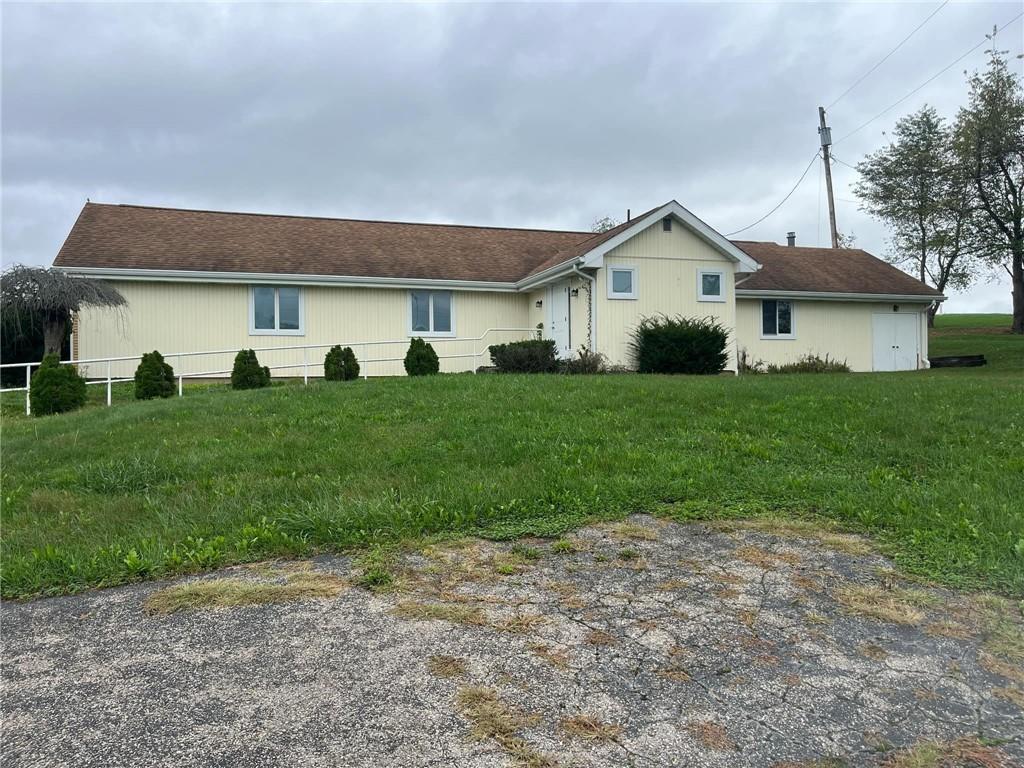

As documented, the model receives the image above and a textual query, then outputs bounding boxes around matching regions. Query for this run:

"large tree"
[855,106,974,326]
[1,266,126,355]
[954,44,1024,334]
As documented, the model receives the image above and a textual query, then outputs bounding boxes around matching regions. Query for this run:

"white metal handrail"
[0,327,536,415]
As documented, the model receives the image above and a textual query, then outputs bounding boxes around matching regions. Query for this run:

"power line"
[830,154,859,172]
[834,9,1024,145]
[826,0,950,110]
[726,151,821,237]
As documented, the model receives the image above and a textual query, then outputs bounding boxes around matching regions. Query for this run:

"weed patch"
[427,655,468,678]
[559,714,622,742]
[835,585,939,625]
[144,570,345,615]
[455,686,555,767]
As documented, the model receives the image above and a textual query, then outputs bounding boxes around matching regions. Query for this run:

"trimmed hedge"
[134,351,175,399]
[489,339,559,373]
[630,315,729,375]
[231,349,271,389]
[325,345,361,381]
[404,337,439,376]
[30,354,87,416]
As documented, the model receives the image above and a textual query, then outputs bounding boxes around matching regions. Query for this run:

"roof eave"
[54,266,521,293]
[735,288,945,302]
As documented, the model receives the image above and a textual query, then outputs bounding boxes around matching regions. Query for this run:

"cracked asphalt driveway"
[3,515,1022,767]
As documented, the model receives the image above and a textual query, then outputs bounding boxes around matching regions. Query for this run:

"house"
[53,200,943,378]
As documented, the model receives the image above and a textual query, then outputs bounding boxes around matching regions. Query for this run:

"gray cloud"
[3,1,1021,311]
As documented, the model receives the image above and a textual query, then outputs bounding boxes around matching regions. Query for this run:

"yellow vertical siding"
[735,299,931,372]
[75,281,531,378]
[595,221,739,368]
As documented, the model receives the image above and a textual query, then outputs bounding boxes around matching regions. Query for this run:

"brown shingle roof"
[523,204,665,277]
[53,203,940,297]
[54,203,592,283]
[733,241,942,297]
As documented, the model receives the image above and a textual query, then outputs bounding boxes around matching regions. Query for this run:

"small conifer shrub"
[325,345,361,380]
[134,350,175,399]
[30,353,87,415]
[231,349,271,389]
[404,337,439,376]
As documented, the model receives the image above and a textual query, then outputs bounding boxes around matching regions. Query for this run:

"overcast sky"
[3,1,1022,312]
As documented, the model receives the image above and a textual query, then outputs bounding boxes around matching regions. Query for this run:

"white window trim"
[408,290,456,338]
[249,285,305,336]
[697,269,726,303]
[760,299,796,340]
[607,266,637,300]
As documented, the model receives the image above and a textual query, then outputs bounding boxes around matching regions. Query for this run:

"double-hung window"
[607,267,637,299]
[409,290,454,336]
[250,286,303,335]
[761,299,794,338]
[697,270,725,302]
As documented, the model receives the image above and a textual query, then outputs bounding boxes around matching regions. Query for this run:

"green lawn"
[934,313,1012,329]
[930,313,1022,373]
[2,318,1022,599]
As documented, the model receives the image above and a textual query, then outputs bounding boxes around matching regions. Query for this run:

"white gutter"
[55,266,519,293]
[515,260,579,292]
[735,289,945,303]
[571,264,597,352]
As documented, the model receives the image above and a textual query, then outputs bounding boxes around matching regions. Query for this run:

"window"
[662,217,672,232]
[761,300,794,338]
[698,270,725,302]
[250,286,303,335]
[409,290,454,336]
[607,267,637,299]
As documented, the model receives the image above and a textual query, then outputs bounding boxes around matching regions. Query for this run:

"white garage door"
[872,313,920,371]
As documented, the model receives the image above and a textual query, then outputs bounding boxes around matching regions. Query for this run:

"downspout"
[572,263,596,353]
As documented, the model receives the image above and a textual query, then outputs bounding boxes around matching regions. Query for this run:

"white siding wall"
[735,298,931,372]
[594,221,739,368]
[75,281,531,378]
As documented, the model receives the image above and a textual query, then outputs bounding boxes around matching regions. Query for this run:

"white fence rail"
[0,327,535,415]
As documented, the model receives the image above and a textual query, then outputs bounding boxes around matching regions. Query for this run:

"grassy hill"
[2,316,1021,598]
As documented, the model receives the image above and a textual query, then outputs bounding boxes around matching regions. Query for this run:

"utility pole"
[818,106,839,249]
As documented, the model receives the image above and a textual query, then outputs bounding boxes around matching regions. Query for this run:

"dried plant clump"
[686,720,736,751]
[427,655,468,678]
[585,630,617,646]
[835,585,939,626]
[529,643,570,669]
[881,736,1009,768]
[455,686,554,768]
[144,571,345,615]
[393,600,489,627]
[560,714,623,742]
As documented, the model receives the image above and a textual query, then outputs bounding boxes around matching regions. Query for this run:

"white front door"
[872,313,920,371]
[548,281,571,358]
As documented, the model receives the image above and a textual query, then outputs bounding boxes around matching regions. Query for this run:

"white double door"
[547,280,572,359]
[872,313,920,371]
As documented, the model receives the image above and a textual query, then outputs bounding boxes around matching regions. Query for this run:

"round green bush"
[231,349,271,389]
[404,337,439,376]
[325,345,360,381]
[134,350,175,399]
[630,315,729,375]
[30,354,87,416]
